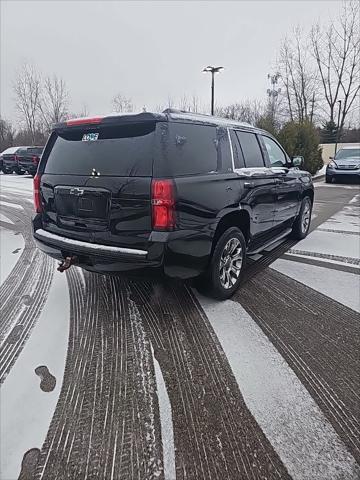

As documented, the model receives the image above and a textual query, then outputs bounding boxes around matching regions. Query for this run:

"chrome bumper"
[34,229,148,258]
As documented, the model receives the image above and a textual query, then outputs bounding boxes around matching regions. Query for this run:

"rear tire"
[291,196,312,240]
[197,227,246,300]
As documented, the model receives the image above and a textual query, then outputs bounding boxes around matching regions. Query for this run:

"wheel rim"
[301,200,311,233]
[219,238,243,290]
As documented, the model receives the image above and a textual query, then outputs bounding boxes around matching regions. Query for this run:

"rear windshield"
[28,147,44,155]
[44,123,155,176]
[17,147,43,156]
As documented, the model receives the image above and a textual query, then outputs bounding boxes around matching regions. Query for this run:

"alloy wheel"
[219,238,243,290]
[301,200,311,234]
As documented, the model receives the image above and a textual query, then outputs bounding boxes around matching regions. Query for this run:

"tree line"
[1,0,358,174]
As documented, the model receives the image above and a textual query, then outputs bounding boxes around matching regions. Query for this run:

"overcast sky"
[1,0,341,123]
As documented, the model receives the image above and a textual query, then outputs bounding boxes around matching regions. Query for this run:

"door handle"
[275,178,284,184]
[244,181,255,189]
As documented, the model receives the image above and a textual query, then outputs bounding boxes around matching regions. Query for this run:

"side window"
[262,136,287,167]
[230,130,245,169]
[236,131,264,168]
[169,123,218,176]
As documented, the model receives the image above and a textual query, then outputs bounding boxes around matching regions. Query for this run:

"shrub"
[277,121,323,175]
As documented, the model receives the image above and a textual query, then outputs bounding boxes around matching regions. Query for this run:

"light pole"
[203,66,224,115]
[334,99,342,155]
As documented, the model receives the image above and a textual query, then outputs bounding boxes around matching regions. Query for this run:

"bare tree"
[112,93,134,113]
[13,63,42,143]
[177,94,203,113]
[68,104,90,120]
[311,0,360,136]
[216,100,265,125]
[0,117,15,152]
[39,75,69,130]
[279,28,320,123]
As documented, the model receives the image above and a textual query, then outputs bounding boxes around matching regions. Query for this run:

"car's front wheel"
[200,227,246,300]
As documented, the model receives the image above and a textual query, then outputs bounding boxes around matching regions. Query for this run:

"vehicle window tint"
[17,149,28,156]
[168,123,218,176]
[236,131,264,168]
[28,147,44,155]
[262,136,287,167]
[336,148,360,159]
[230,130,245,169]
[44,123,155,176]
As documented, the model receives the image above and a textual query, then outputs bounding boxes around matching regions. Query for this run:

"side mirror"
[329,156,334,160]
[291,156,304,168]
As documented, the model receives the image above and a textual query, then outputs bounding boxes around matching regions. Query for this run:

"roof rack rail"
[163,108,253,128]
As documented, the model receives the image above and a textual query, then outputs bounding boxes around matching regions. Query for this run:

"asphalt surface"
[0,175,359,480]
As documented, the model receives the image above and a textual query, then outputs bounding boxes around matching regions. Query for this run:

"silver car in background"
[326,145,360,183]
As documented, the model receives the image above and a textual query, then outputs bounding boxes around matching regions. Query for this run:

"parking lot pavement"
[0,174,359,480]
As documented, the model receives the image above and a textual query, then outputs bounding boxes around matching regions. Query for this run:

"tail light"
[151,179,176,230]
[33,174,42,213]
[32,155,39,164]
[14,155,18,163]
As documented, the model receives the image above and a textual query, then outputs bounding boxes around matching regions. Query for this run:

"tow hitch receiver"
[57,256,78,273]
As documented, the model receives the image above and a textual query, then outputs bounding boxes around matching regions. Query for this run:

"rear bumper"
[34,228,148,258]
[32,220,211,280]
[19,163,37,174]
[3,161,17,171]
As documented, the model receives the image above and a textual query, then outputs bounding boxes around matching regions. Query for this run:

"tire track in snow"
[0,201,55,383]
[35,271,164,480]
[235,268,360,463]
[130,281,291,480]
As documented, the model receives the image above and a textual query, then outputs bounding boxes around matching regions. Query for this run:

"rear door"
[260,135,302,228]
[234,130,277,241]
[40,122,156,250]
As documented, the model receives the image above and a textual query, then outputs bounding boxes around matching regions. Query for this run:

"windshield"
[44,123,155,176]
[335,148,360,160]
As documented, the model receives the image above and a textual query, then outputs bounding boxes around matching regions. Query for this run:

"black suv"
[17,146,44,175]
[32,110,313,299]
[1,146,43,174]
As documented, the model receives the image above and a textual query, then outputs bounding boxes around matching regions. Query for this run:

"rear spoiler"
[53,112,166,130]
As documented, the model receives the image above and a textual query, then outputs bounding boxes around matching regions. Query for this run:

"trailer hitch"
[57,256,78,273]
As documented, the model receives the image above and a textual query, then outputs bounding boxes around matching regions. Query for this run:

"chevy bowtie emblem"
[70,188,84,196]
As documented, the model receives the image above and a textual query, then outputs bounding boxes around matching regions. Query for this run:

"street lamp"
[335,99,342,155]
[203,66,224,115]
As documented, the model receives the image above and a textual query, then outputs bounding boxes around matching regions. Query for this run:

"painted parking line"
[198,294,360,480]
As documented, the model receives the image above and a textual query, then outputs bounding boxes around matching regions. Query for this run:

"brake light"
[151,179,176,230]
[66,116,103,126]
[33,174,42,213]
[32,155,39,164]
[14,155,18,163]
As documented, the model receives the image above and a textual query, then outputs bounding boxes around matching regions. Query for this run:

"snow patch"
[0,270,70,480]
[152,346,176,480]
[0,228,24,285]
